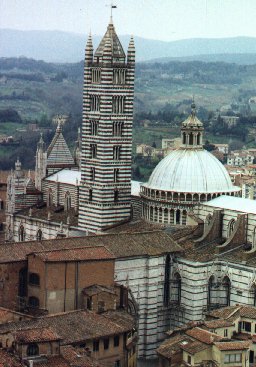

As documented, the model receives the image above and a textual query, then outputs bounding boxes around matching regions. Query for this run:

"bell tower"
[78,19,135,232]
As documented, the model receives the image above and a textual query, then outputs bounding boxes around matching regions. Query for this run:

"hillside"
[2,29,256,63]
[1,57,256,172]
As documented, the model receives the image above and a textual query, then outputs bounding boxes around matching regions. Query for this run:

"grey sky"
[1,0,256,41]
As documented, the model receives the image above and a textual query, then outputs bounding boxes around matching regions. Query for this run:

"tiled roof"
[0,231,181,263]
[203,319,234,329]
[207,306,241,320]
[239,305,256,319]
[0,310,135,345]
[33,246,115,262]
[180,340,209,355]
[156,335,192,359]
[31,356,70,367]
[0,349,23,366]
[15,327,61,343]
[186,327,222,345]
[214,341,250,351]
[61,346,106,367]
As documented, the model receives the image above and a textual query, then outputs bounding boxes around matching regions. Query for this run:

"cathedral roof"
[47,125,75,168]
[144,149,239,194]
[204,195,256,214]
[45,169,81,185]
[94,18,125,59]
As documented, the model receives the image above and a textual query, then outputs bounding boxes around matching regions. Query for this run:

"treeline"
[136,60,256,85]
[0,109,22,123]
[0,57,83,81]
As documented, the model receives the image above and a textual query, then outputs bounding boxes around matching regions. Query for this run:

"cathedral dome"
[144,149,238,194]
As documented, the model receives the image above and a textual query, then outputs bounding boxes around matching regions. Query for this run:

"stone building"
[0,309,137,367]
[78,19,135,232]
[140,103,240,226]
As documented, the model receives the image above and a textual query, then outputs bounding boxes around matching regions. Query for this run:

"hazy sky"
[1,0,256,41]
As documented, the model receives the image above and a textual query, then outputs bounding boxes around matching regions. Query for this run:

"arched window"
[65,192,72,211]
[163,254,170,306]
[171,273,181,304]
[114,168,119,183]
[197,133,201,145]
[189,133,193,145]
[28,296,39,309]
[227,219,236,237]
[27,343,39,356]
[114,189,119,202]
[207,275,218,310]
[36,229,42,241]
[176,209,180,224]
[90,167,95,181]
[18,225,25,242]
[29,273,40,286]
[222,276,231,306]
[47,189,53,207]
[89,189,93,202]
[182,132,186,144]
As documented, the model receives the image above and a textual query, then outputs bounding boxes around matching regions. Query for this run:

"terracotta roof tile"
[0,349,23,366]
[156,335,192,359]
[206,306,240,320]
[214,341,251,351]
[0,310,135,345]
[61,346,106,367]
[240,305,256,319]
[33,246,115,262]
[180,340,209,355]
[203,319,234,329]
[15,327,61,343]
[0,231,181,263]
[32,356,70,367]
[186,327,222,344]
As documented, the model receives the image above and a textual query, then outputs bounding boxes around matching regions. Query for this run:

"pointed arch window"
[227,219,236,237]
[90,167,95,181]
[36,229,42,241]
[113,69,126,84]
[114,168,119,183]
[90,144,97,159]
[114,189,119,202]
[91,68,101,83]
[113,146,121,160]
[163,254,170,306]
[112,96,126,114]
[89,189,93,202]
[113,121,124,137]
[222,276,231,306]
[90,120,98,135]
[90,95,100,111]
[170,272,181,305]
[19,224,25,242]
[65,192,72,211]
[47,189,53,207]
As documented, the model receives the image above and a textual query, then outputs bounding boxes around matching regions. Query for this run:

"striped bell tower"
[78,18,135,232]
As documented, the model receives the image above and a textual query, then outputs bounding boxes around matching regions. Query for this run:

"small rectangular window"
[224,329,228,337]
[93,340,99,352]
[104,338,109,350]
[114,335,119,347]
[187,355,191,365]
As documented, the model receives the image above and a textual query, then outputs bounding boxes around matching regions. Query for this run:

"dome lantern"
[180,102,204,149]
